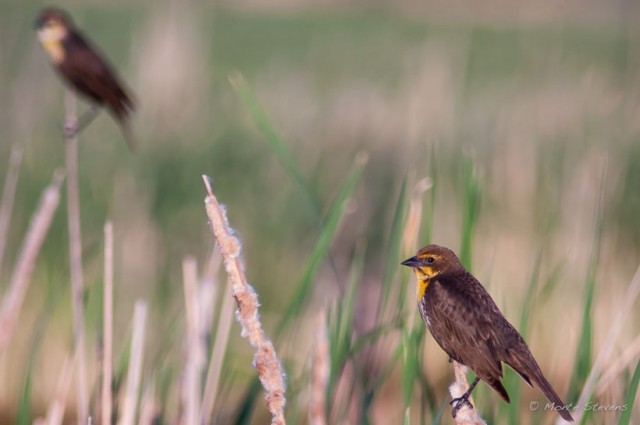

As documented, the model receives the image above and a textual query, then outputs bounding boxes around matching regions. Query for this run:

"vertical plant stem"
[570,266,640,425]
[103,221,114,425]
[309,310,329,425]
[44,354,74,425]
[65,91,88,425]
[201,276,234,424]
[0,144,23,277]
[0,170,64,353]
[182,256,203,425]
[118,300,148,425]
[138,380,157,425]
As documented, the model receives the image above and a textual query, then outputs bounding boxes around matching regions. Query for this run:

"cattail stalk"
[309,310,329,425]
[201,276,234,424]
[138,380,157,425]
[44,354,74,425]
[0,145,23,277]
[449,362,486,425]
[118,300,148,425]
[65,90,88,425]
[0,170,64,353]
[102,221,114,425]
[182,256,204,425]
[202,175,287,425]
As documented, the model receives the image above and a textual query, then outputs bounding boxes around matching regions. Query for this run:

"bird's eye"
[426,257,435,263]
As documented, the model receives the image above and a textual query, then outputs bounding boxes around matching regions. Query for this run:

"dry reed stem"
[200,248,221,340]
[0,169,64,353]
[596,332,640,395]
[138,379,157,425]
[402,177,432,325]
[102,221,114,425]
[182,256,204,425]
[309,310,329,425]
[201,275,235,423]
[44,354,74,425]
[65,90,88,425]
[118,300,148,425]
[0,144,23,277]
[449,362,486,425]
[566,265,640,425]
[202,175,287,425]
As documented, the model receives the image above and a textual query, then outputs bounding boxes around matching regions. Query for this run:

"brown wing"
[422,273,510,402]
[60,31,134,121]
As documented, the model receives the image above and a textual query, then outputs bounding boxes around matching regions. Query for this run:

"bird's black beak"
[401,256,421,268]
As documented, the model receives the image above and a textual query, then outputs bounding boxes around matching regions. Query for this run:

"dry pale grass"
[64,91,88,425]
[0,145,23,278]
[0,169,64,354]
[309,310,329,425]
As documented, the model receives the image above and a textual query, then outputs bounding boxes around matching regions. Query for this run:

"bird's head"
[35,8,72,62]
[401,244,463,280]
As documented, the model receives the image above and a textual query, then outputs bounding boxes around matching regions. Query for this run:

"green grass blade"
[618,359,640,425]
[277,152,368,336]
[329,242,366,391]
[16,368,32,425]
[237,154,367,424]
[421,148,437,245]
[459,155,481,270]
[568,169,606,401]
[379,177,407,314]
[401,328,418,408]
[229,72,321,222]
[503,251,542,424]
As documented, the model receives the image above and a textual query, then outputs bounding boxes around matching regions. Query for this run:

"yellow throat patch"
[414,267,433,301]
[37,24,67,65]
[40,39,64,64]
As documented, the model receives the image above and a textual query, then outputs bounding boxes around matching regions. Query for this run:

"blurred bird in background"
[35,7,137,150]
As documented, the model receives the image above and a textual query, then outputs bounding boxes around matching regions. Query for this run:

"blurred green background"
[0,0,639,424]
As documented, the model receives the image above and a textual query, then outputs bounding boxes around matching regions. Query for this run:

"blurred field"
[0,1,639,424]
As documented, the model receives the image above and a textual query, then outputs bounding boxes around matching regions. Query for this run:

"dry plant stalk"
[202,175,287,425]
[0,169,64,353]
[43,354,74,425]
[65,90,88,425]
[309,311,329,425]
[138,380,158,425]
[0,145,23,276]
[118,300,148,425]
[103,221,114,425]
[596,331,640,395]
[567,265,640,425]
[402,177,432,325]
[449,362,486,425]
[201,276,234,423]
[182,256,205,425]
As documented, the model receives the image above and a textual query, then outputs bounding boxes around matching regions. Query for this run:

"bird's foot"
[450,393,474,418]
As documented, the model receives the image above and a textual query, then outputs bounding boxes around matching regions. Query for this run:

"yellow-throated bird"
[35,7,136,150]
[402,244,573,422]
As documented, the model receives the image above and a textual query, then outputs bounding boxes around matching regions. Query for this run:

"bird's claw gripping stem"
[450,394,474,418]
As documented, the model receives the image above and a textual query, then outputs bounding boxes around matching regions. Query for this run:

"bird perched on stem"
[35,7,137,150]
[402,244,573,422]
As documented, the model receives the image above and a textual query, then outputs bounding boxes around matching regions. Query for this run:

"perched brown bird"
[402,244,573,422]
[35,7,136,150]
